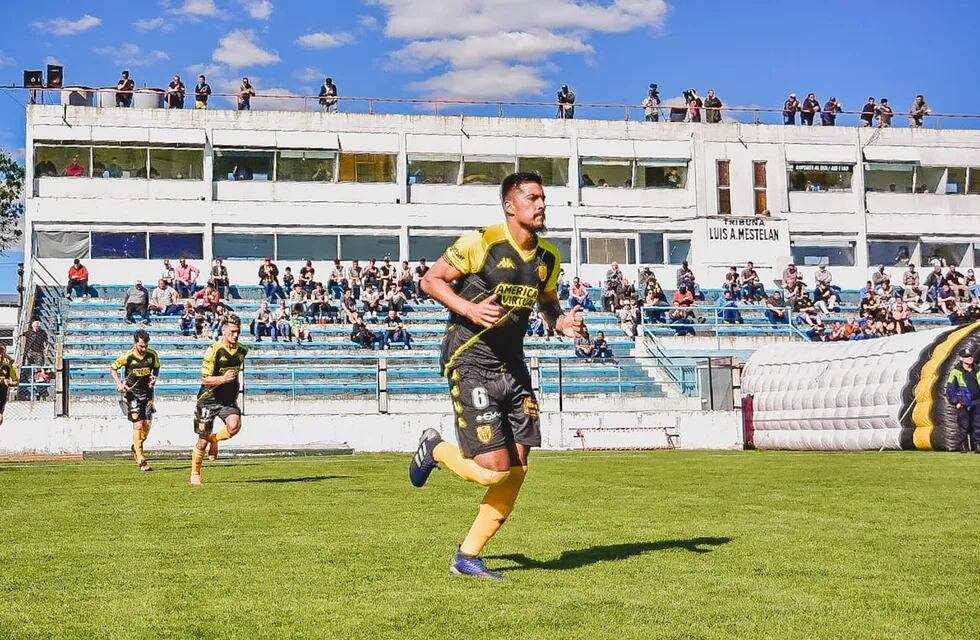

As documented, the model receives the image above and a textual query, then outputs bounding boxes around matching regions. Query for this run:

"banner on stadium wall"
[693,216,790,267]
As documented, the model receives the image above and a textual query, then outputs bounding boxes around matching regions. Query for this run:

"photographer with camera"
[557,84,575,119]
[642,83,661,122]
[704,89,723,123]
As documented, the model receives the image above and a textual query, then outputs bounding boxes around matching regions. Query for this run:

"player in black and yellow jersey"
[190,314,248,486]
[0,344,20,428]
[409,172,588,580]
[110,330,159,472]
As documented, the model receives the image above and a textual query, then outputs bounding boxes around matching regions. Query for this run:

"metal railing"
[640,302,811,344]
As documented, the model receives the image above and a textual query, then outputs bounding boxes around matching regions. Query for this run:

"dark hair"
[223,314,242,328]
[959,348,974,359]
[500,172,543,204]
[133,329,150,344]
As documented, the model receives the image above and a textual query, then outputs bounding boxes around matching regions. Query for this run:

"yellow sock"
[132,429,145,464]
[433,442,510,486]
[191,447,205,475]
[460,466,527,557]
[214,427,233,442]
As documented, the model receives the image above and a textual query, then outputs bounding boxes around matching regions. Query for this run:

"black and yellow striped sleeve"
[111,351,131,372]
[149,349,160,376]
[443,230,485,275]
[539,239,562,294]
[201,343,219,379]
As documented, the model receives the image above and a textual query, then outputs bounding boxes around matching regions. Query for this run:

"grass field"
[1,450,979,639]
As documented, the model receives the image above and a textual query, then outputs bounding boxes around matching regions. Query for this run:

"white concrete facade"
[24,105,980,290]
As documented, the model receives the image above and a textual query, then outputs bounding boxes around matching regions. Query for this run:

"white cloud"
[293,66,325,83]
[358,15,380,30]
[212,30,281,68]
[394,31,593,71]
[45,56,63,67]
[242,0,273,19]
[295,32,355,49]
[172,0,222,16]
[250,88,309,111]
[0,51,14,67]
[409,62,546,101]
[135,17,167,32]
[92,44,169,67]
[32,14,102,36]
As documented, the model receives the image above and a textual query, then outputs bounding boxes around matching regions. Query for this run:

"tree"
[0,149,24,251]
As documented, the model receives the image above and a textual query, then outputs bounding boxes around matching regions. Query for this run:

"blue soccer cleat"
[409,428,442,488]
[450,549,505,581]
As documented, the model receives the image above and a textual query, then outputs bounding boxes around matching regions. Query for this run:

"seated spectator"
[891,299,915,334]
[813,264,838,293]
[299,260,316,291]
[66,259,89,299]
[574,330,595,359]
[860,280,876,300]
[813,281,840,314]
[556,270,570,301]
[938,283,965,321]
[209,259,230,297]
[209,305,229,340]
[328,259,348,299]
[676,261,703,300]
[946,264,968,300]
[716,290,743,324]
[384,311,412,349]
[643,277,668,323]
[397,261,415,300]
[782,262,801,291]
[722,266,741,300]
[414,259,430,300]
[878,278,898,301]
[192,283,222,313]
[843,317,862,340]
[924,264,945,305]
[160,259,176,287]
[871,265,889,291]
[592,331,613,359]
[340,289,359,324]
[379,257,395,291]
[765,291,789,324]
[740,261,765,301]
[618,300,640,338]
[360,284,382,321]
[903,262,924,298]
[829,321,847,342]
[307,283,333,322]
[526,309,554,339]
[65,154,85,177]
[568,277,596,311]
[601,279,620,312]
[290,308,313,343]
[258,257,286,302]
[363,258,381,290]
[783,278,806,307]
[287,283,308,314]
[250,301,277,342]
[149,279,181,316]
[903,283,932,314]
[23,319,49,366]
[670,285,697,335]
[348,260,364,298]
[858,290,880,318]
[275,303,292,340]
[35,153,57,177]
[795,293,823,336]
[618,279,637,304]
[282,266,295,291]
[125,280,150,324]
[179,302,197,337]
[384,281,409,313]
[350,317,381,348]
[175,257,200,298]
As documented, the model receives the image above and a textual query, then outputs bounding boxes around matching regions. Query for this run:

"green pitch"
[1,450,979,639]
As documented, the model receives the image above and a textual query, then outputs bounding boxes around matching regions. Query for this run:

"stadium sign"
[695,216,789,266]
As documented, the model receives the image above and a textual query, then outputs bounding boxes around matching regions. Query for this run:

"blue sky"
[0,0,977,290]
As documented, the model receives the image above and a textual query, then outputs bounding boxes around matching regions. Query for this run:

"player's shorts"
[446,363,541,458]
[0,386,8,414]
[193,396,241,437]
[121,392,155,423]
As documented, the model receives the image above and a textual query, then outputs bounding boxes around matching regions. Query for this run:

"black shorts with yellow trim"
[446,362,541,458]
[0,385,8,414]
[193,396,241,437]
[120,391,155,423]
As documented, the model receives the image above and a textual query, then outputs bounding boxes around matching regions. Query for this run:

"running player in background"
[410,172,588,580]
[110,330,159,472]
[0,344,19,429]
[190,314,248,485]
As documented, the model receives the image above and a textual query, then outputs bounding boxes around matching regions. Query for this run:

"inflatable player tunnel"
[741,321,980,450]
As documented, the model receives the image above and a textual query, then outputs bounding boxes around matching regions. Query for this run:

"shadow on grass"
[217,474,352,484]
[486,536,732,572]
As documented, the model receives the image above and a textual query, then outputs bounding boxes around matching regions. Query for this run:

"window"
[868,240,914,267]
[921,242,969,267]
[277,151,336,182]
[790,242,856,267]
[947,168,967,194]
[149,233,204,259]
[339,235,399,260]
[213,233,274,259]
[408,155,460,185]
[865,163,915,193]
[636,161,688,189]
[462,157,513,185]
[518,157,568,187]
[914,167,944,194]
[34,145,91,177]
[717,160,731,215]
[33,231,88,258]
[408,235,456,261]
[581,159,631,188]
[92,147,147,179]
[788,163,853,192]
[969,168,980,194]
[668,239,691,264]
[339,153,396,183]
[753,161,768,214]
[546,236,572,263]
[91,232,146,258]
[639,233,665,264]
[276,234,338,261]
[214,150,274,181]
[581,237,636,264]
[148,149,204,180]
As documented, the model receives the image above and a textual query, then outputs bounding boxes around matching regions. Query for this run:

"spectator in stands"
[66,154,86,177]
[258,257,285,302]
[795,292,823,333]
[280,266,292,291]
[903,262,922,295]
[382,281,408,314]
[195,75,212,109]
[166,75,185,109]
[574,329,594,359]
[275,302,292,340]
[237,77,255,111]
[319,77,339,112]
[813,281,840,314]
[363,258,380,290]
[150,279,180,316]
[643,277,668,323]
[414,258,430,300]
[350,317,380,349]
[327,259,346,299]
[860,97,877,127]
[947,264,968,300]
[891,299,915,333]
[339,289,358,324]
[360,284,382,321]
[379,257,395,291]
[35,152,57,177]
[801,93,821,126]
[783,93,801,124]
[124,280,150,324]
[159,259,176,287]
[526,309,548,338]
[601,279,620,313]
[299,260,316,291]
[938,283,966,321]
[903,280,932,313]
[910,95,930,128]
[592,331,613,359]
[210,258,230,297]
[924,264,945,307]
[821,96,843,126]
[179,302,197,337]
[23,319,48,366]
[568,277,596,311]
[287,283,308,315]
[717,290,743,324]
[765,291,788,324]
[814,264,836,292]
[642,83,661,122]
[704,90,723,123]
[66,258,89,299]
[557,84,575,119]
[116,70,134,107]
[782,262,800,289]
[676,261,703,300]
[348,260,363,299]
[175,257,200,298]
[251,301,276,342]
[878,277,898,301]
[192,282,221,313]
[967,269,980,302]
[290,308,312,343]
[877,98,894,127]
[741,261,765,301]
[670,285,697,335]
[722,266,741,299]
[397,261,415,300]
[618,300,640,338]
[384,310,412,349]
[307,283,332,322]
[209,305,229,340]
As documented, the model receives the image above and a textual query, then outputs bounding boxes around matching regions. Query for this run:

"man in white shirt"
[149,279,180,316]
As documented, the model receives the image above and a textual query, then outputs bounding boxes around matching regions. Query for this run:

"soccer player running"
[110,330,159,472]
[190,314,248,485]
[0,344,19,428]
[410,172,587,580]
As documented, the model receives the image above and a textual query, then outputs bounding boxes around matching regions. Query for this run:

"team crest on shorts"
[537,264,548,282]
[476,425,494,444]
[523,396,540,417]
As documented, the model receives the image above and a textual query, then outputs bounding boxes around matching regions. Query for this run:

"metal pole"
[557,357,563,413]
[707,358,714,411]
